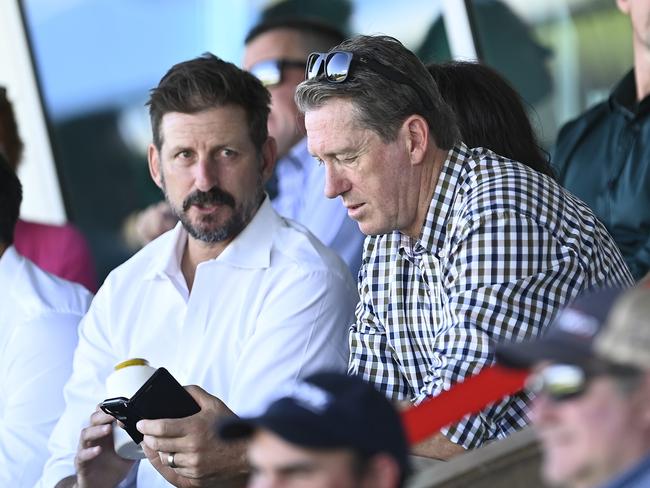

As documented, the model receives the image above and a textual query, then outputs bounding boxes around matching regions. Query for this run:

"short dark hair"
[147,53,271,152]
[0,87,24,171]
[245,17,345,55]
[295,35,460,149]
[0,152,22,246]
[426,61,555,178]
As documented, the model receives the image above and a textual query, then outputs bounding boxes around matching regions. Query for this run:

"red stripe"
[401,365,529,445]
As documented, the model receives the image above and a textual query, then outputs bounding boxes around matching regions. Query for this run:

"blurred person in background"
[498,287,650,488]
[0,87,97,291]
[554,0,650,280]
[426,61,555,179]
[0,153,92,487]
[243,17,365,277]
[219,372,409,488]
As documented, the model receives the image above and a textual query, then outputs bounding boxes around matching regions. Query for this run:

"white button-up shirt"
[40,198,357,488]
[0,246,91,487]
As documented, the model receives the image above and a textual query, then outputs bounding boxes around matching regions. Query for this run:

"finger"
[90,408,117,426]
[79,423,112,447]
[137,417,187,438]
[140,434,184,454]
[185,385,232,416]
[76,445,102,464]
[184,384,209,404]
[156,451,201,480]
[141,443,162,465]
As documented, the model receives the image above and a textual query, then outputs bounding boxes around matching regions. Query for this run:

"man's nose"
[324,163,350,199]
[529,392,556,426]
[194,157,219,192]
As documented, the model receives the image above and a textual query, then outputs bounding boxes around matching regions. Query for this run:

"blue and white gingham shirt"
[349,143,633,449]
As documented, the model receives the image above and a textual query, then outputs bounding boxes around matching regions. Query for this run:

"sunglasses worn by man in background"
[498,287,650,488]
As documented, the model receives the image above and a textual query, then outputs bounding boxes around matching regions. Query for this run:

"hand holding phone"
[101,367,200,444]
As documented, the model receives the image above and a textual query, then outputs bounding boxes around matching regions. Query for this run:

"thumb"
[184,385,233,417]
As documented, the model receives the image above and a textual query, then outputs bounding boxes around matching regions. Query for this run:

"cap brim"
[218,416,258,440]
[496,338,593,369]
[218,411,349,449]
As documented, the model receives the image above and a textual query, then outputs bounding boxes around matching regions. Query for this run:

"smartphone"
[100,367,201,444]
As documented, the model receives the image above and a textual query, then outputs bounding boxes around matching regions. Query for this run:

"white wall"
[0,0,65,224]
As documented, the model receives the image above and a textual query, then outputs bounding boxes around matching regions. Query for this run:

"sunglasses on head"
[526,362,641,402]
[249,58,305,87]
[305,50,434,110]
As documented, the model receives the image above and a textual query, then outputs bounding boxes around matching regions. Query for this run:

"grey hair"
[295,35,460,148]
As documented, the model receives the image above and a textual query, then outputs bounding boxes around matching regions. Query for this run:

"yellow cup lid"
[114,358,149,370]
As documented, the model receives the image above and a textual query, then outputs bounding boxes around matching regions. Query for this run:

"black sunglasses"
[249,58,305,87]
[305,50,434,110]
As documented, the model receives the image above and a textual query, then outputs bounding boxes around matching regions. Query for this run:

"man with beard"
[40,53,357,488]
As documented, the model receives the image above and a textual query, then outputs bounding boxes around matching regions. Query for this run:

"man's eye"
[315,157,325,166]
[176,150,192,159]
[221,148,237,158]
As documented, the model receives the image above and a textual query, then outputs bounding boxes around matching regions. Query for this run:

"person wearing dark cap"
[219,372,409,488]
[497,287,650,488]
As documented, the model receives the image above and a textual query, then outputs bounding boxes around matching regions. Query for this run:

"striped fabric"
[349,143,633,449]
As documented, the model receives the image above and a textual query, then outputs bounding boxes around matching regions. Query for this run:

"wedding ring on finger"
[167,452,177,469]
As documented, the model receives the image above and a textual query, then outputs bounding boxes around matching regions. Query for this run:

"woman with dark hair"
[427,61,555,178]
[0,87,97,291]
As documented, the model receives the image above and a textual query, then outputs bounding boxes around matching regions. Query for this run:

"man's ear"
[402,115,429,167]
[360,453,402,488]
[148,143,163,189]
[616,0,630,15]
[260,136,278,184]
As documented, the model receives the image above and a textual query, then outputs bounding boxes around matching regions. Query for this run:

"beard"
[161,173,263,244]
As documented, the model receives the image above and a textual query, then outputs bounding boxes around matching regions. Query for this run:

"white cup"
[105,358,156,459]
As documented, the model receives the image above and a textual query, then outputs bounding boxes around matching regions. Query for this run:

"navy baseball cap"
[496,288,627,369]
[218,372,410,477]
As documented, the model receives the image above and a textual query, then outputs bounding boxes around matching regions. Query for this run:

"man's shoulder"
[553,98,612,174]
[556,100,610,148]
[461,150,559,208]
[98,227,179,295]
[271,217,354,283]
[453,151,603,237]
[9,249,92,317]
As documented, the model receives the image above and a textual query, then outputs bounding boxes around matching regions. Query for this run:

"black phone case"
[101,367,201,444]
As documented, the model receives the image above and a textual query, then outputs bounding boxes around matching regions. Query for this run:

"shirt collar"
[143,195,279,280]
[216,195,279,269]
[599,453,650,488]
[399,143,470,257]
[0,245,22,281]
[609,69,650,118]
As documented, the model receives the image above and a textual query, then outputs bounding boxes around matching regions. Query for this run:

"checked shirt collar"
[398,143,469,261]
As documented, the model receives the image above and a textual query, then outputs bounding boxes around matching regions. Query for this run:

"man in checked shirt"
[295,35,634,460]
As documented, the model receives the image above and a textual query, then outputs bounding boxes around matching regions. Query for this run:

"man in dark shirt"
[554,0,650,280]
